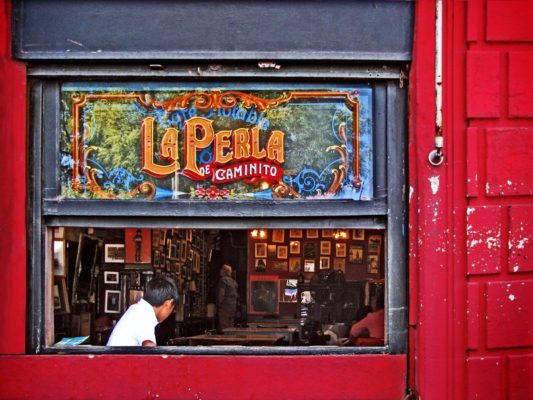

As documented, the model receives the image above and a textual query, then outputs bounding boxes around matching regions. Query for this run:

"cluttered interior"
[49,227,385,348]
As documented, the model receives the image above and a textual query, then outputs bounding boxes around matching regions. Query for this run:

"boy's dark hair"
[144,277,178,307]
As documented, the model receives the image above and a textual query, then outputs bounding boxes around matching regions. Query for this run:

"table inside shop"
[168,334,285,346]
[222,327,298,345]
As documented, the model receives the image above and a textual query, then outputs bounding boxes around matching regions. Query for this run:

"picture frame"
[333,258,346,272]
[104,271,120,284]
[104,243,125,263]
[289,257,301,272]
[307,229,319,238]
[303,242,316,259]
[320,256,330,269]
[267,244,277,258]
[53,240,66,276]
[53,276,70,314]
[272,229,285,243]
[125,228,152,264]
[349,245,364,263]
[368,235,382,253]
[289,241,301,254]
[180,240,187,261]
[352,229,365,240]
[255,242,267,258]
[153,249,161,268]
[335,243,347,257]
[277,245,288,259]
[255,258,267,272]
[322,229,335,238]
[367,255,380,274]
[271,261,288,271]
[289,229,303,238]
[248,275,279,315]
[304,259,315,272]
[320,241,331,255]
[104,290,121,314]
[279,279,298,303]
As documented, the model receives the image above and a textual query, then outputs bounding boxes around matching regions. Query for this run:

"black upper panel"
[13,0,413,61]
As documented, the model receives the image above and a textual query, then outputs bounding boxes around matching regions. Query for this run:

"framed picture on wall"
[255,258,267,272]
[249,275,279,315]
[289,241,300,254]
[104,271,120,284]
[279,279,298,303]
[303,242,316,259]
[128,289,144,306]
[335,243,347,257]
[349,245,364,263]
[104,244,125,263]
[267,245,277,258]
[277,246,288,259]
[307,229,319,238]
[304,259,315,272]
[320,241,331,255]
[333,258,346,272]
[104,290,121,314]
[272,229,285,243]
[255,243,267,258]
[125,228,152,264]
[322,229,335,238]
[271,261,288,271]
[352,229,365,240]
[320,257,330,269]
[289,257,301,272]
[367,255,380,274]
[289,229,303,238]
[368,235,382,253]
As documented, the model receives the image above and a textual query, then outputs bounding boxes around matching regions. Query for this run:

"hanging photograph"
[267,245,277,258]
[307,229,319,238]
[255,243,267,258]
[304,259,315,272]
[368,235,382,253]
[320,257,330,270]
[128,289,144,306]
[271,261,288,271]
[104,271,120,284]
[289,229,303,238]
[272,229,285,243]
[333,258,346,272]
[104,244,125,263]
[322,229,335,238]
[349,245,364,263]
[320,241,331,255]
[104,290,121,314]
[289,241,301,254]
[335,243,347,257]
[367,255,380,274]
[289,257,301,273]
[303,242,316,259]
[255,258,267,272]
[352,229,365,240]
[249,275,279,315]
[124,228,152,264]
[277,246,288,259]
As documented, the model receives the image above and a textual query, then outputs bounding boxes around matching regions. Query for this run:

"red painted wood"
[466,282,480,350]
[466,206,502,275]
[508,205,533,273]
[466,127,480,197]
[0,0,27,355]
[486,128,533,197]
[466,51,501,118]
[508,354,533,400]
[486,0,533,42]
[0,355,406,399]
[467,356,504,400]
[508,52,533,118]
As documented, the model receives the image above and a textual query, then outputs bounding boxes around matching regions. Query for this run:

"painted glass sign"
[60,83,373,201]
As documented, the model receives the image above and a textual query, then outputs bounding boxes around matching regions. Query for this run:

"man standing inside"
[107,276,178,346]
[216,264,239,330]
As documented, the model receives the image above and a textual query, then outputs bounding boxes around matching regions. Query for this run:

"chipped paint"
[509,294,516,301]
[429,176,440,194]
[467,207,475,215]
[409,186,414,202]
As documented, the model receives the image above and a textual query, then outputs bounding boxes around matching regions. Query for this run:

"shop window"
[30,72,406,354]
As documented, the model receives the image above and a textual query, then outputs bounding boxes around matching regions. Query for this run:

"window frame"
[28,63,407,355]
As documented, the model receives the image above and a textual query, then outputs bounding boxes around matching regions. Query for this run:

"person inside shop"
[107,276,178,346]
[348,293,385,344]
[216,263,239,331]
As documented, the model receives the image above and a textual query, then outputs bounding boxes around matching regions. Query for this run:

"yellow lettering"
[214,130,232,164]
[184,117,214,177]
[266,130,284,163]
[141,117,179,177]
[232,128,250,160]
[250,127,266,159]
[161,127,179,162]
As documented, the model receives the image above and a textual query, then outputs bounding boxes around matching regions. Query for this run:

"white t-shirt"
[107,298,158,346]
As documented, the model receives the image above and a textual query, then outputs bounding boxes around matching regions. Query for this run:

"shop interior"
[49,227,385,347]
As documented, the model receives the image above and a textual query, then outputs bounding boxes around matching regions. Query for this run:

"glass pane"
[60,83,373,201]
[46,227,385,348]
